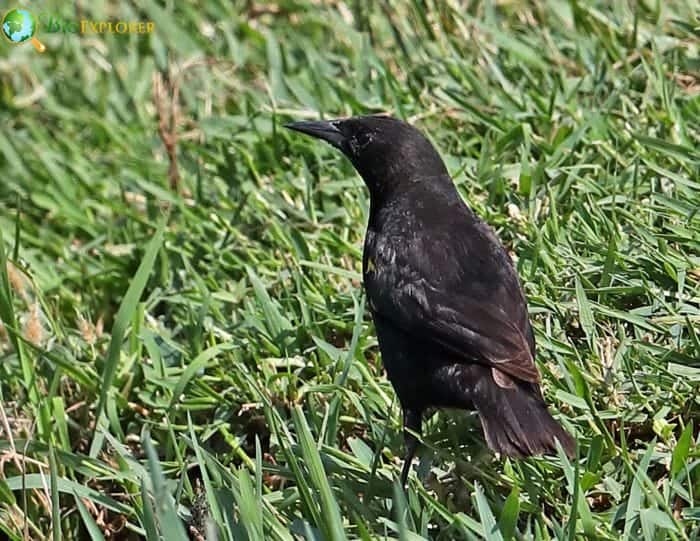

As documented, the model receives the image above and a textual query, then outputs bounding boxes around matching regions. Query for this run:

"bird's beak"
[284,120,345,150]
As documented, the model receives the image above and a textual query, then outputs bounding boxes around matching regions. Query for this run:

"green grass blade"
[473,483,504,541]
[73,492,107,541]
[291,405,347,541]
[90,222,165,457]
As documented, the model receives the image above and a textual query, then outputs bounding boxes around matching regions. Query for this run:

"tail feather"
[474,371,575,458]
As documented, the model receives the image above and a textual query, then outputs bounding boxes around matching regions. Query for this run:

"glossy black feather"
[363,176,539,383]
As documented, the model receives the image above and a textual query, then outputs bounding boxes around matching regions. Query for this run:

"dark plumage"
[286,115,575,485]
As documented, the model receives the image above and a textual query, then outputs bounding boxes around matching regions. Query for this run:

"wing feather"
[365,200,539,384]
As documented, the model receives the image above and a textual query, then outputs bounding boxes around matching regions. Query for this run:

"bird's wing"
[366,218,539,384]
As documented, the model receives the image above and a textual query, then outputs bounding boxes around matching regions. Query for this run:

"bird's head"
[285,115,447,201]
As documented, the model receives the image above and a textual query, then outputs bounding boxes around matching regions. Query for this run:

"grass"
[0,1,698,539]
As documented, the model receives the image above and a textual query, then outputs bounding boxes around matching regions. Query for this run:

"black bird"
[286,115,575,485]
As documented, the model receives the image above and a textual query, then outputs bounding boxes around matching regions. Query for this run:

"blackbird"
[286,115,574,485]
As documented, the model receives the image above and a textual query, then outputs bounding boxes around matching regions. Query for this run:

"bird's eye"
[356,132,373,149]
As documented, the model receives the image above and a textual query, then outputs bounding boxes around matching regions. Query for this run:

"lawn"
[0,1,698,539]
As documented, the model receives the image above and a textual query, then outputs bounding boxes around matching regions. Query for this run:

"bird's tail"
[473,370,575,458]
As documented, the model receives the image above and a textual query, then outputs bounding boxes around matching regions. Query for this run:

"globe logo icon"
[1,8,46,52]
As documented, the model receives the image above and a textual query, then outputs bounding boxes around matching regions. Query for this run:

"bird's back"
[365,176,533,348]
